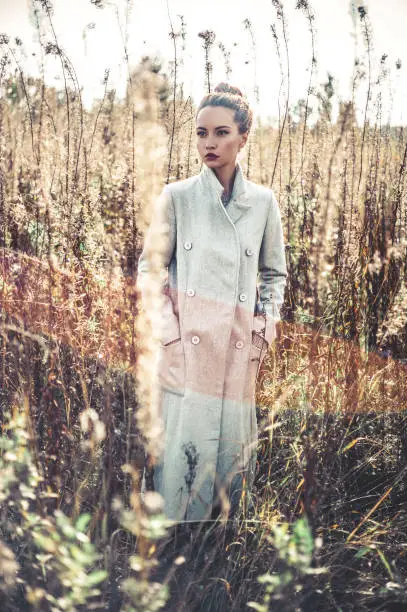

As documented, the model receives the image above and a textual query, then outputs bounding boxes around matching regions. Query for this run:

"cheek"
[225,139,238,150]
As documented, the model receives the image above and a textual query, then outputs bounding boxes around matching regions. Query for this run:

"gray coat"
[137,160,287,521]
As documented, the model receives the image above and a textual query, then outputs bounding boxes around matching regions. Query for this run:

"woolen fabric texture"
[137,159,288,522]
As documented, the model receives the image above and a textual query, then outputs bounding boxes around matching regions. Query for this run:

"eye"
[218,130,228,135]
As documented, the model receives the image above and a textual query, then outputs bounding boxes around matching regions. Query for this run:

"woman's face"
[196,105,248,170]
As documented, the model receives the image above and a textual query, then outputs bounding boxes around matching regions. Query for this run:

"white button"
[191,335,200,344]
[184,241,192,250]
[245,248,253,256]
[235,340,244,349]
[187,288,195,297]
[239,293,247,302]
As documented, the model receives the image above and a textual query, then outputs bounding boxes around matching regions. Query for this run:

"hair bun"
[213,82,243,97]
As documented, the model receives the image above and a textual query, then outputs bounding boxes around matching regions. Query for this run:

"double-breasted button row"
[191,336,245,348]
[185,242,253,255]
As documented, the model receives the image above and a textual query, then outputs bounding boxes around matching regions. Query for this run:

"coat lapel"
[199,160,252,225]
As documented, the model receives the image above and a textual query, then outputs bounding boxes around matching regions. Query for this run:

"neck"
[213,162,238,197]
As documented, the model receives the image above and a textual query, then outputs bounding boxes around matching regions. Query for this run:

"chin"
[203,157,221,166]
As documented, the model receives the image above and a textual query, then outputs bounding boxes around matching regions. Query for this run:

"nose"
[204,136,217,149]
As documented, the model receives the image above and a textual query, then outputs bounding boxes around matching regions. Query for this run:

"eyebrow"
[196,125,232,130]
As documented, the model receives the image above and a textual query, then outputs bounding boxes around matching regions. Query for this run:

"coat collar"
[199,160,251,224]
[200,159,250,200]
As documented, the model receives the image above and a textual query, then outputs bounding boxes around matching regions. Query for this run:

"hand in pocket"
[158,337,185,396]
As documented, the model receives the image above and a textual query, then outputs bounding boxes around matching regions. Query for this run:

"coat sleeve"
[136,184,181,345]
[256,189,288,345]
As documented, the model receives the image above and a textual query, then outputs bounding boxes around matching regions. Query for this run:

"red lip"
[205,154,219,159]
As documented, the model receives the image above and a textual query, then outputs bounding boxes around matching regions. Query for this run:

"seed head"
[358,6,367,19]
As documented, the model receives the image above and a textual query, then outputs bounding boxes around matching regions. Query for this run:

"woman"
[137,83,287,522]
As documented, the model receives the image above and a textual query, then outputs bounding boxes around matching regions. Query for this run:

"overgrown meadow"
[0,1,407,610]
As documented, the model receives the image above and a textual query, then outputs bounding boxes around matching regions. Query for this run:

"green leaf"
[247,603,268,612]
[33,533,57,553]
[75,513,92,533]
[377,548,394,580]
[354,546,371,559]
[293,517,314,558]
[84,570,108,587]
[69,544,95,565]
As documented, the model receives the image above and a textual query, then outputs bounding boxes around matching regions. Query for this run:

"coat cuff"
[263,302,281,346]
[253,314,266,335]
[264,300,281,321]
[264,313,278,346]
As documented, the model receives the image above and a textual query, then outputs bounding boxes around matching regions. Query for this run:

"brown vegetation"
[0,1,407,610]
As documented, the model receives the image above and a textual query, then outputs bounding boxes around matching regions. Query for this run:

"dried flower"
[358,5,367,19]
[183,441,200,495]
[198,30,216,46]
[45,42,61,56]
[33,0,53,12]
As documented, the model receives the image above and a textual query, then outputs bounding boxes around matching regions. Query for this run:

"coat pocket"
[157,337,185,397]
[250,331,267,364]
[252,314,268,358]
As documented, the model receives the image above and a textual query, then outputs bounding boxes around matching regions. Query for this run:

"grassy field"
[0,2,407,610]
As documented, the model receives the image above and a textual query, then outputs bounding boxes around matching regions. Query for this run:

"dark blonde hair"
[196,82,253,135]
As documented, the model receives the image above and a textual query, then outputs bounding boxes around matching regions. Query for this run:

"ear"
[239,132,249,150]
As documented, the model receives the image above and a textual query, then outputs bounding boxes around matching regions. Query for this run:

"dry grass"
[0,1,407,610]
